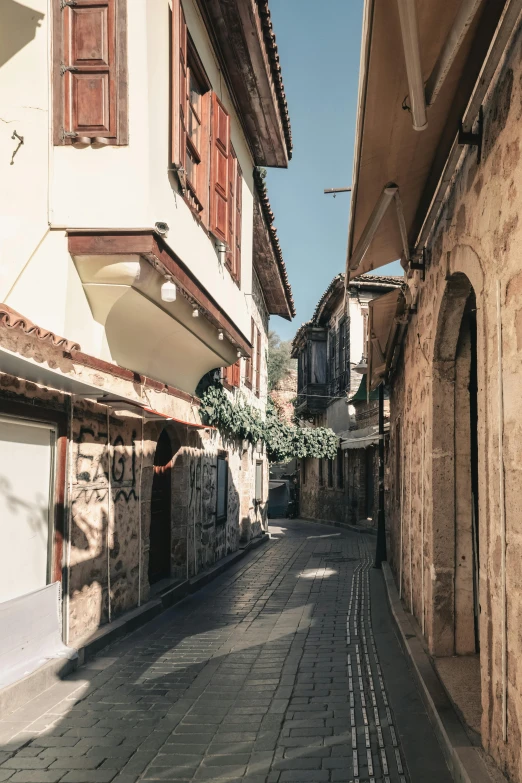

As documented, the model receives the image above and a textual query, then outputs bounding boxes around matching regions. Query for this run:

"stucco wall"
[385,17,522,779]
[1,0,254,373]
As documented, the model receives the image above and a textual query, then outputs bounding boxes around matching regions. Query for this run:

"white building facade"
[0,0,294,670]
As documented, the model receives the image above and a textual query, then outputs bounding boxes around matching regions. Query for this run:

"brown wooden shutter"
[245,318,254,388]
[256,328,262,396]
[235,163,242,282]
[171,0,188,173]
[232,360,240,388]
[210,93,230,243]
[226,149,236,272]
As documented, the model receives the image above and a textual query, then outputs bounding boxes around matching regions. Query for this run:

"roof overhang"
[196,0,291,167]
[347,0,507,277]
[253,172,295,320]
[368,288,408,390]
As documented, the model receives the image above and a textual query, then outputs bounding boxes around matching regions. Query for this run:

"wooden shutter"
[255,328,262,396]
[245,318,254,388]
[226,149,236,272]
[57,0,127,144]
[210,93,230,243]
[232,360,240,387]
[171,0,188,172]
[235,163,242,282]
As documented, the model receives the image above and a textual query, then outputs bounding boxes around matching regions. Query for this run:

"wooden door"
[148,431,172,585]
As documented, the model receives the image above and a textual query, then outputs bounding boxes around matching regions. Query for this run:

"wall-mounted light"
[192,308,199,318]
[218,330,224,341]
[237,349,242,359]
[161,278,177,302]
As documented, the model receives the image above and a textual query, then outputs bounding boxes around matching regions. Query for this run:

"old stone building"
[0,0,294,685]
[347,0,522,779]
[292,273,399,528]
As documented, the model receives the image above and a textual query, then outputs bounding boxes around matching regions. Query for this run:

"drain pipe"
[497,280,507,742]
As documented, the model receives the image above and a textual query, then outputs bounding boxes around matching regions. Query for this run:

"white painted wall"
[0,0,255,375]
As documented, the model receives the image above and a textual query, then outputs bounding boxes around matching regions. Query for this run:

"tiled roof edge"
[255,0,293,160]
[0,304,81,354]
[254,168,296,318]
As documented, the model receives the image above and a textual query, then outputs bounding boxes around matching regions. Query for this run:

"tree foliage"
[200,384,338,463]
[267,330,295,391]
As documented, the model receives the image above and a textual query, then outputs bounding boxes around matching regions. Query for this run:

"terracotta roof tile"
[254,168,295,318]
[0,304,81,353]
[255,0,293,160]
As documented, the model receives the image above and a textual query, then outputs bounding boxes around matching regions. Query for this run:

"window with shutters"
[226,147,242,285]
[53,0,128,146]
[171,0,211,219]
[245,318,254,389]
[255,327,262,397]
[223,360,240,390]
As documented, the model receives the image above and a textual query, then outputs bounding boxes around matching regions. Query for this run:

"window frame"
[337,447,344,489]
[319,458,324,487]
[182,37,211,219]
[327,458,334,488]
[255,460,263,502]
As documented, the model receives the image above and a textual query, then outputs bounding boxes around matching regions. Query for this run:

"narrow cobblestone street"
[0,520,451,783]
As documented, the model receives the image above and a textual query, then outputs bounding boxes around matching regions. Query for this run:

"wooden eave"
[196,0,291,167]
[253,196,294,321]
[348,0,506,274]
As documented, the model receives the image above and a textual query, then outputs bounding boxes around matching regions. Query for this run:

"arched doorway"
[149,429,173,585]
[432,273,480,656]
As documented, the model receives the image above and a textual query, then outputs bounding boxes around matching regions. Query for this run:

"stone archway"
[431,272,480,658]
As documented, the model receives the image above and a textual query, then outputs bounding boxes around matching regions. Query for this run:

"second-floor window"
[53,0,128,146]
[172,0,242,284]
[223,360,240,390]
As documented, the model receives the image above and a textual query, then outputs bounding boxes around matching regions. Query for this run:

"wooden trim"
[115,0,129,145]
[67,229,252,356]
[0,398,67,586]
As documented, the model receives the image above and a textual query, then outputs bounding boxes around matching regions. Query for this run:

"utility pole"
[324,187,352,198]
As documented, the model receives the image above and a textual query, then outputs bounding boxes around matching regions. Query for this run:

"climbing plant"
[200,384,338,463]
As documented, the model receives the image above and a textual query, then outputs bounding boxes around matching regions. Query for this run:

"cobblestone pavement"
[0,519,452,783]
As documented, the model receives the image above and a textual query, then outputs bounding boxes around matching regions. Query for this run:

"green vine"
[200,385,338,463]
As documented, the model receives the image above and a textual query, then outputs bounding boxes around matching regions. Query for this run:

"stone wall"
[385,17,522,779]
[0,322,268,647]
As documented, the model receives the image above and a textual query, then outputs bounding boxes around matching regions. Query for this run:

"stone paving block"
[60,773,117,783]
[9,773,64,783]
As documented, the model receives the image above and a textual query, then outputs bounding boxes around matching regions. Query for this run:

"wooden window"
[223,360,240,389]
[210,92,230,243]
[171,1,211,219]
[301,458,306,486]
[337,447,344,489]
[255,327,262,397]
[53,0,128,146]
[225,148,242,285]
[216,454,228,523]
[327,459,334,488]
[245,318,254,389]
[255,461,263,502]
[319,458,324,486]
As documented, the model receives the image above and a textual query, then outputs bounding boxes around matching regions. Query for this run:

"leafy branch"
[200,385,338,463]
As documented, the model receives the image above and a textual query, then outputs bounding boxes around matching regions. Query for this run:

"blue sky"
[266,0,400,341]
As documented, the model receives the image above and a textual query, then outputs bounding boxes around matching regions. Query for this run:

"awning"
[350,374,380,403]
[0,347,209,429]
[368,289,407,390]
[341,425,380,450]
[347,0,506,276]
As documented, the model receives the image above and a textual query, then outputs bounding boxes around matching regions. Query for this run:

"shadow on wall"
[68,416,244,643]
[0,1,45,69]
